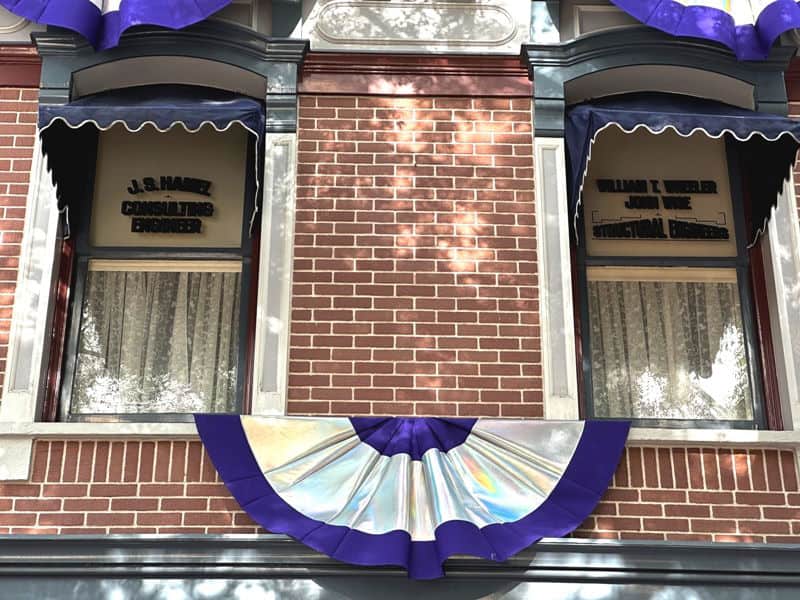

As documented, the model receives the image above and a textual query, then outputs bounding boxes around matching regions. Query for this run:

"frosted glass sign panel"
[90,125,247,248]
[587,267,753,421]
[71,261,241,415]
[583,128,737,258]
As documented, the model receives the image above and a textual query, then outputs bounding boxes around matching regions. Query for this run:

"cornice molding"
[33,23,308,69]
[524,27,795,74]
[32,21,309,132]
[300,52,531,97]
[522,27,795,136]
[0,45,40,87]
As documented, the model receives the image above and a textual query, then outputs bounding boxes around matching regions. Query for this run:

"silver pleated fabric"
[241,417,584,542]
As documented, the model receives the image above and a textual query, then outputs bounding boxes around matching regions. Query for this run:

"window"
[577,127,764,428]
[58,124,255,421]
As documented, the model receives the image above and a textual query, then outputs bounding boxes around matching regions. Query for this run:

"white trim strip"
[88,259,242,272]
[2,424,800,448]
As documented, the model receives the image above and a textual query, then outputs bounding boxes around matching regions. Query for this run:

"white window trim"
[0,134,60,425]
[251,133,296,416]
[0,132,297,480]
[535,136,800,451]
[535,137,580,420]
[761,175,800,431]
[0,133,60,480]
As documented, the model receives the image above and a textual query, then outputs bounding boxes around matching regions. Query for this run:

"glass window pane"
[587,268,753,421]
[71,265,241,414]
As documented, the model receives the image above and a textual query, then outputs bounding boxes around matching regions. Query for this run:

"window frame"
[55,127,259,423]
[575,135,767,429]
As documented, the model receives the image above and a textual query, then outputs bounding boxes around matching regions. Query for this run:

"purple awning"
[195,415,630,579]
[566,93,800,242]
[610,1,800,60]
[0,0,232,49]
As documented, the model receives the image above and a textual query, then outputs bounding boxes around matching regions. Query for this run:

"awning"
[39,84,264,137]
[610,0,800,61]
[0,0,232,50]
[39,85,264,234]
[195,415,630,580]
[566,93,800,242]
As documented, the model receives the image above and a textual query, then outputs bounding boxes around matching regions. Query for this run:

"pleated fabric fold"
[195,415,629,579]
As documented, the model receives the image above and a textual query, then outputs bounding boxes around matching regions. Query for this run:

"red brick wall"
[577,447,800,543]
[3,441,799,542]
[0,87,36,390]
[2,55,798,547]
[0,441,259,534]
[289,95,541,418]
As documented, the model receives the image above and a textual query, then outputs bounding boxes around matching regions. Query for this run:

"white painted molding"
[0,422,798,446]
[303,0,530,54]
[763,176,800,431]
[0,422,197,439]
[628,427,800,448]
[535,137,580,420]
[251,133,297,416]
[0,135,60,423]
[0,136,60,480]
[0,437,32,480]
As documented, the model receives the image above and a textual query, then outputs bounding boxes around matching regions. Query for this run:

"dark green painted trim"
[33,20,308,133]
[272,0,303,38]
[522,27,796,136]
[0,535,799,584]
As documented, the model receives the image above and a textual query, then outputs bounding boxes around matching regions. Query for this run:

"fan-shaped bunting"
[195,415,629,579]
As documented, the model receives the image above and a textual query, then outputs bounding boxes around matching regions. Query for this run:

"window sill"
[628,427,800,447]
[0,422,800,446]
[0,421,198,439]
[1,422,799,444]
[1,422,800,481]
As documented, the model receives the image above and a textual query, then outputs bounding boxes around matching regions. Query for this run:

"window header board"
[584,128,737,258]
[90,125,247,248]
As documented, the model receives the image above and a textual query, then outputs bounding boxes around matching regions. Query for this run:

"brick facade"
[578,447,800,543]
[0,441,258,534]
[2,441,799,542]
[0,53,799,550]
[289,94,541,417]
[0,86,37,392]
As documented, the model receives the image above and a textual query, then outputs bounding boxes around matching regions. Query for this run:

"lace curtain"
[72,267,241,414]
[587,273,753,421]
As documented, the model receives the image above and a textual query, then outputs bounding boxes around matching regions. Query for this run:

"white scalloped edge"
[573,121,800,245]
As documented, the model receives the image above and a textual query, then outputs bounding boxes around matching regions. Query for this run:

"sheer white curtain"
[72,267,241,414]
[587,273,753,421]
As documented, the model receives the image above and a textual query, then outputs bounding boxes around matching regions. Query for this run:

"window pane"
[587,269,753,421]
[72,267,241,414]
